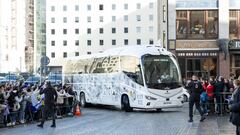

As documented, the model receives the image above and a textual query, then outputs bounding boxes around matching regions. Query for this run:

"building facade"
[0,0,34,73]
[45,0,159,73]
[24,0,34,73]
[164,0,240,79]
[0,0,11,73]
[34,0,46,74]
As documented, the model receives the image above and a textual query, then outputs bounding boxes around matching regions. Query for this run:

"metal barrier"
[196,92,233,116]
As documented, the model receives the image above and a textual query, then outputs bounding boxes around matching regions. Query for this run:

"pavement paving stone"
[0,104,236,135]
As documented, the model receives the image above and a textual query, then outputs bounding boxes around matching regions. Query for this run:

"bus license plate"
[164,101,172,104]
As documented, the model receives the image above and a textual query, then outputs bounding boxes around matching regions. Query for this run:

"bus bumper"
[140,99,183,109]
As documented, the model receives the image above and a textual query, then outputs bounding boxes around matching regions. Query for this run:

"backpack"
[200,92,207,102]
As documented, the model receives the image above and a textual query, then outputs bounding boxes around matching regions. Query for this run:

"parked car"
[0,74,24,84]
[46,74,62,86]
[19,72,30,80]
[182,88,190,102]
[23,75,44,86]
[0,76,4,85]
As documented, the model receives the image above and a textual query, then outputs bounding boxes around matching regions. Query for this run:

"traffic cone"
[75,104,81,116]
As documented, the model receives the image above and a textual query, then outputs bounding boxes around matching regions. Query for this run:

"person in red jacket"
[206,81,215,114]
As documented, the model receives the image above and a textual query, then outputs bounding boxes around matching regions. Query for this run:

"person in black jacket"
[187,75,205,122]
[37,81,58,128]
[229,79,240,135]
[215,76,225,114]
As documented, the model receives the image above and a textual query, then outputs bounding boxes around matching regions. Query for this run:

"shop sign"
[229,40,240,50]
[176,40,218,50]
[230,0,240,9]
[176,0,218,9]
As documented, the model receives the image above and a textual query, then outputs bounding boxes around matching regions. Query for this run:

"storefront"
[174,40,219,79]
[229,40,240,78]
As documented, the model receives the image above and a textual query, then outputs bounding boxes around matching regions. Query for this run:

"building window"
[75,29,79,34]
[100,40,104,45]
[149,39,154,45]
[87,40,91,46]
[136,27,141,33]
[124,15,128,22]
[63,40,67,46]
[112,16,116,22]
[149,2,154,9]
[51,29,55,35]
[75,5,79,11]
[137,3,141,9]
[176,10,218,39]
[87,28,91,34]
[87,16,91,22]
[87,5,91,11]
[75,52,79,56]
[51,40,55,46]
[149,14,154,21]
[149,26,154,32]
[75,40,79,46]
[136,15,141,21]
[99,4,104,10]
[112,28,116,34]
[137,39,141,45]
[63,5,67,11]
[99,16,104,22]
[99,28,104,34]
[63,52,67,58]
[75,17,79,23]
[124,27,128,33]
[63,29,67,34]
[87,52,91,55]
[51,52,55,58]
[112,4,116,10]
[124,4,128,10]
[51,6,55,12]
[112,40,116,45]
[124,39,128,45]
[51,18,55,23]
[230,10,240,39]
[63,17,67,23]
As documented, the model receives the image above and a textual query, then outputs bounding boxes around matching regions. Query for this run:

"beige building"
[161,0,240,79]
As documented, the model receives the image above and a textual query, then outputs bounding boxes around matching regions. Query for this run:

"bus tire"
[80,92,87,108]
[122,95,133,112]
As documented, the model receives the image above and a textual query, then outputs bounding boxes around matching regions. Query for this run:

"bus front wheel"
[122,95,133,112]
[80,93,87,108]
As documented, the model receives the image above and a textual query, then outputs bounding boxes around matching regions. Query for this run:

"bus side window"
[121,56,144,86]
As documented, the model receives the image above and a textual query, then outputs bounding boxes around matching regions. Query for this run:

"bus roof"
[68,45,172,60]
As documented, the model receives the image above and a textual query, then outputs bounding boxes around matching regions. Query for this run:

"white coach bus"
[63,45,184,111]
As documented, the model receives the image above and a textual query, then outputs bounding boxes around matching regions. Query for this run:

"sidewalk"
[185,114,235,135]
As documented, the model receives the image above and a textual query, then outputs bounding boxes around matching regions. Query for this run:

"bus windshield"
[143,55,182,90]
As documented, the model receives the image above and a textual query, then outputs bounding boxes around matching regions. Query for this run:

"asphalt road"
[0,103,235,135]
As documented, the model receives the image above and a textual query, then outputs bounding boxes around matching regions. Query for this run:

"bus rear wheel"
[80,93,87,108]
[122,95,133,112]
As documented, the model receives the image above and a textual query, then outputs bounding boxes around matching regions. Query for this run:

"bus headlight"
[145,96,157,100]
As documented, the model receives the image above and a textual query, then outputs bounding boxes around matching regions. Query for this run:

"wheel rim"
[123,96,129,107]
[81,94,85,106]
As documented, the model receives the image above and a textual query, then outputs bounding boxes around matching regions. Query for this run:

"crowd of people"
[184,75,235,116]
[0,81,77,127]
[185,74,240,135]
